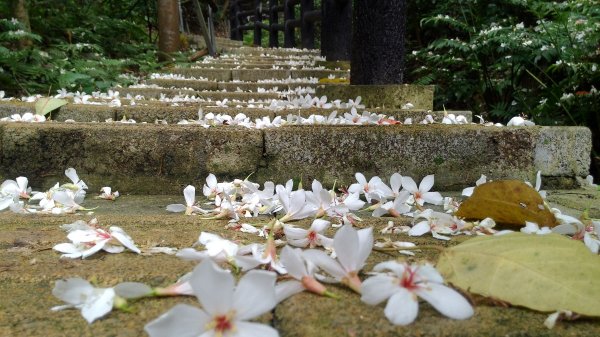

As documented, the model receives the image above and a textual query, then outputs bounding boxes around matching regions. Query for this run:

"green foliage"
[0,0,161,96]
[406,0,600,126]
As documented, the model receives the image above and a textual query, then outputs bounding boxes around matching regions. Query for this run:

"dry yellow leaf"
[456,180,558,227]
[437,233,600,316]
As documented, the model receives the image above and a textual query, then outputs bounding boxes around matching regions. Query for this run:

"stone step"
[0,190,598,336]
[164,67,348,81]
[0,100,466,123]
[116,87,281,101]
[0,123,589,194]
[227,46,321,57]
[144,78,316,91]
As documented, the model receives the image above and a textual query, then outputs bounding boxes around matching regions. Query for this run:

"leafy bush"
[407,0,599,127]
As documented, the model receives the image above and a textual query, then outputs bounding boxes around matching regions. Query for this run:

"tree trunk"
[157,0,180,61]
[10,0,32,48]
[321,0,352,61]
[351,0,407,84]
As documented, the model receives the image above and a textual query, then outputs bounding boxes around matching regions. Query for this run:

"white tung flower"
[361,261,473,325]
[284,219,333,248]
[145,260,279,337]
[51,278,116,324]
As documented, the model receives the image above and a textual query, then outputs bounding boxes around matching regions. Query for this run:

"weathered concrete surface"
[116,87,280,101]
[258,125,591,190]
[228,47,320,56]
[168,68,232,81]
[0,123,262,194]
[317,84,434,110]
[0,193,598,337]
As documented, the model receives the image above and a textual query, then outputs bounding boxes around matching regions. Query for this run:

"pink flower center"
[214,315,232,334]
[400,266,419,291]
[307,230,317,243]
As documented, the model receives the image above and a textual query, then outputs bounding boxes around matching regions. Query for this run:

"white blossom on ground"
[276,186,317,222]
[0,176,31,199]
[372,191,411,217]
[461,175,487,197]
[53,220,141,258]
[51,278,116,324]
[97,187,119,200]
[304,224,373,293]
[276,245,334,302]
[284,219,333,249]
[166,185,204,215]
[361,261,473,325]
[401,175,443,206]
[409,209,465,240]
[145,259,279,337]
[176,232,261,271]
[348,172,393,203]
[520,222,552,235]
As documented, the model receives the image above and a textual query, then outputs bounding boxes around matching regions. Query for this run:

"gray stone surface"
[258,125,591,190]
[0,123,262,194]
[317,84,435,110]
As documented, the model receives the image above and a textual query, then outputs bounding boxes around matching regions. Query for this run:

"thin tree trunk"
[157,0,180,61]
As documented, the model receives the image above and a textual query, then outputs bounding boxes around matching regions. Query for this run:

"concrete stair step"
[227,46,321,57]
[0,100,465,123]
[164,67,348,81]
[0,123,588,194]
[144,78,316,91]
[116,87,281,101]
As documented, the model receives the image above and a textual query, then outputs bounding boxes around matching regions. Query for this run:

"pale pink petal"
[144,303,208,337]
[190,260,234,314]
[233,270,277,320]
[81,288,115,323]
[176,248,210,261]
[317,235,334,248]
[275,280,304,303]
[385,288,419,325]
[233,255,262,271]
[64,168,80,184]
[401,176,418,193]
[102,244,125,254]
[287,237,310,248]
[361,274,399,305]
[53,243,81,255]
[409,221,431,236]
[235,321,279,337]
[416,283,474,320]
[16,176,28,192]
[280,246,307,280]
[419,175,435,192]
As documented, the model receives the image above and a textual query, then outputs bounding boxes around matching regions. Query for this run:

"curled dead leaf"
[456,180,558,227]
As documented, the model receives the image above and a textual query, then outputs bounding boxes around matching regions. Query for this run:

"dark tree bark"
[10,0,32,48]
[351,0,407,84]
[321,0,352,61]
[157,0,180,61]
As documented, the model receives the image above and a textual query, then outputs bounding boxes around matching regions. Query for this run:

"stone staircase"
[0,41,597,337]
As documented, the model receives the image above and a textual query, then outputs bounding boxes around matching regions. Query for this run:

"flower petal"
[355,227,373,270]
[334,224,359,271]
[81,288,115,323]
[401,176,418,193]
[183,185,195,207]
[114,282,152,299]
[166,204,186,213]
[361,274,399,305]
[311,219,330,233]
[52,278,93,305]
[145,303,208,337]
[280,246,307,280]
[233,270,277,320]
[422,192,443,205]
[409,221,430,236]
[235,321,279,337]
[303,249,346,281]
[190,259,234,314]
[419,175,435,192]
[385,288,419,325]
[275,280,304,303]
[390,173,402,193]
[416,283,474,320]
[110,227,141,253]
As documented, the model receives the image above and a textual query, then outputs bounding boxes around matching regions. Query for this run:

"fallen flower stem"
[373,245,445,253]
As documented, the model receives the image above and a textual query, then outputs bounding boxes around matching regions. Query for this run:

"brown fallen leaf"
[456,180,558,227]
